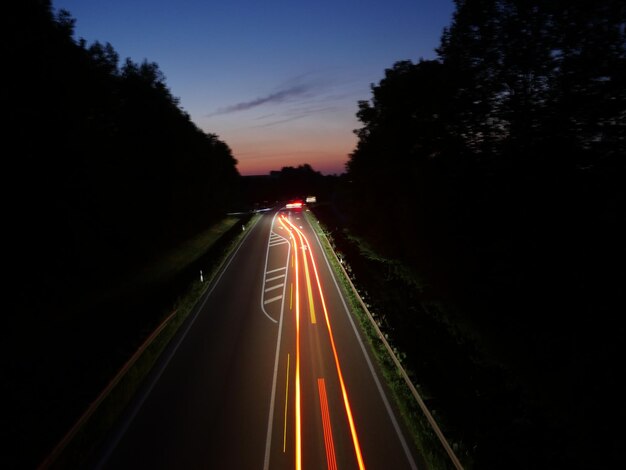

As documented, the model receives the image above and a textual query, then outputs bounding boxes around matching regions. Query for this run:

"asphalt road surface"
[95,209,420,469]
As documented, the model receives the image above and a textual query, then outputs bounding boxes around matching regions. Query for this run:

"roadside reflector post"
[242,224,245,231]
[200,270,204,282]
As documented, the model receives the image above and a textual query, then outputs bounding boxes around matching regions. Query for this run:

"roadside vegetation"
[306,208,469,470]
[5,3,243,467]
[42,213,257,468]
[338,2,624,468]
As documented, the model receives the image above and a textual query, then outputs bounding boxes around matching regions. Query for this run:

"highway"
[95,209,420,469]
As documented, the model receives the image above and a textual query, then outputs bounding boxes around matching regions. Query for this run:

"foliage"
[345,1,625,468]
[4,0,240,302]
[46,214,256,469]
[240,163,339,208]
[3,1,240,467]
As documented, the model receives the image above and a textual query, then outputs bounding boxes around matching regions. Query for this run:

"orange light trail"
[301,241,317,324]
[318,378,338,470]
[283,216,367,470]
[279,216,302,470]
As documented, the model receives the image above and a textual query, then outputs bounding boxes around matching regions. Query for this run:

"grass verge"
[44,213,260,469]
[305,208,463,470]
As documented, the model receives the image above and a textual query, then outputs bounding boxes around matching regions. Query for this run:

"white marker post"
[200,270,204,282]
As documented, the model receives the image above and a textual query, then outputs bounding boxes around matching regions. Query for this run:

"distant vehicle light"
[286,201,303,209]
[305,196,316,203]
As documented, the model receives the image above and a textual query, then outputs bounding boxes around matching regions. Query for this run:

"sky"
[52,0,456,175]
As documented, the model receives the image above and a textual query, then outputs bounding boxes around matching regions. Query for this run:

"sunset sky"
[52,0,455,175]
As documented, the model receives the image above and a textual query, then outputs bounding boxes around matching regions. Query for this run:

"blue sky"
[52,0,455,175]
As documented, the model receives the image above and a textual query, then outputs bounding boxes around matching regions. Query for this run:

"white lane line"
[266,266,286,274]
[265,284,283,293]
[264,295,283,305]
[270,240,289,247]
[266,274,286,283]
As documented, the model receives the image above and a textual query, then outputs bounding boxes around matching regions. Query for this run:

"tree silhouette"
[4,2,243,466]
[345,1,625,467]
[4,0,240,307]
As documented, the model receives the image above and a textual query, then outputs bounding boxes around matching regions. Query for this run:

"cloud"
[249,105,339,128]
[208,83,313,116]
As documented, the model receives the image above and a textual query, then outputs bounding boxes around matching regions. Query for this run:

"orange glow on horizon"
[234,145,352,176]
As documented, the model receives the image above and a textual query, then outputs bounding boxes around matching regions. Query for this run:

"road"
[95,209,420,469]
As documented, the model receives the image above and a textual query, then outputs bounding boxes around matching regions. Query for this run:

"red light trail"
[281,214,366,470]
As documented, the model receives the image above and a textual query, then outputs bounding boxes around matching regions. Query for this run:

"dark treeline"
[342,0,624,468]
[4,2,239,466]
[241,163,338,208]
[4,1,239,306]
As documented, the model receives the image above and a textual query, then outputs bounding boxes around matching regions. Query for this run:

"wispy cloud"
[249,105,339,128]
[249,114,309,128]
[206,70,358,130]
[208,83,314,116]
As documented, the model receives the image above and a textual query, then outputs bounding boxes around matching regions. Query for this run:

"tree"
[347,59,459,267]
[4,0,241,294]
[346,1,626,467]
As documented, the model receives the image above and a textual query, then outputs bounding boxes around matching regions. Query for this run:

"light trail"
[318,378,338,470]
[283,215,367,470]
[279,216,302,470]
[263,212,291,470]
[302,244,317,324]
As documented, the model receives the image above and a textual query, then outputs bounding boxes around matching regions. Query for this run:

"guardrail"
[38,213,261,469]
[37,308,178,469]
[310,215,464,470]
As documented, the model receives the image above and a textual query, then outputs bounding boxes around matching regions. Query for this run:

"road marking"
[266,266,286,274]
[318,378,338,470]
[270,240,289,247]
[266,274,286,282]
[264,295,283,305]
[261,213,288,324]
[283,354,290,453]
[303,250,317,324]
[265,284,283,292]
